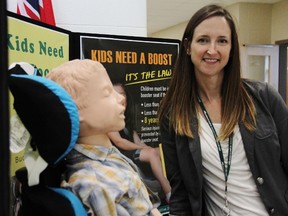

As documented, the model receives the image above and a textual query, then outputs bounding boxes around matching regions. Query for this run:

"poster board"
[7,12,71,176]
[79,34,179,213]
[80,35,179,148]
[7,13,179,215]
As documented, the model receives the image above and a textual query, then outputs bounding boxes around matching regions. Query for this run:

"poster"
[7,13,179,214]
[80,35,179,212]
[8,12,70,176]
[80,35,179,148]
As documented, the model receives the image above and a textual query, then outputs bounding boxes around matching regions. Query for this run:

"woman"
[108,83,171,203]
[158,4,288,216]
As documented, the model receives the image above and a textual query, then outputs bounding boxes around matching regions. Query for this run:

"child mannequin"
[46,59,161,216]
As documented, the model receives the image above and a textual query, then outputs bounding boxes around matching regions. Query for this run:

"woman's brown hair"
[158,4,256,140]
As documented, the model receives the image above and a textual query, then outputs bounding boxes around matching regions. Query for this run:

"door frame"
[240,44,279,91]
[275,39,288,104]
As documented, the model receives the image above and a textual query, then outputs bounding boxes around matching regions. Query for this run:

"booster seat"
[9,63,87,216]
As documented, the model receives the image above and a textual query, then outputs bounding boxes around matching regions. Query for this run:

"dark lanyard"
[196,95,233,193]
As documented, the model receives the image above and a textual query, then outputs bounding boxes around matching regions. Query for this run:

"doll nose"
[119,93,126,106]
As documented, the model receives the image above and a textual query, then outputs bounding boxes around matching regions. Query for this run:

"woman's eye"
[218,38,229,44]
[197,38,209,44]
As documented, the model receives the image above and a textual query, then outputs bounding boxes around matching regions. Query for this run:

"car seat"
[9,63,87,216]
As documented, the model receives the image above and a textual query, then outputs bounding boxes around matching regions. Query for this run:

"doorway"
[240,44,279,91]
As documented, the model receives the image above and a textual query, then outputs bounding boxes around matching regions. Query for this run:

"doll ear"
[9,64,79,165]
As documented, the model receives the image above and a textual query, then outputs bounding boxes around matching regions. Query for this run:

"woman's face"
[188,16,232,79]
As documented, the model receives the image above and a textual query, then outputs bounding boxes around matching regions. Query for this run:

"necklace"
[196,95,233,216]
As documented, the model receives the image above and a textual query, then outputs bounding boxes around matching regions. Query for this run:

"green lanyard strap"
[196,95,233,192]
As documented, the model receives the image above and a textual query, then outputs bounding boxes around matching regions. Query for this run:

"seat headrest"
[9,64,79,165]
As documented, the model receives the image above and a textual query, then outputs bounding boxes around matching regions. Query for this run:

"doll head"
[47,59,125,137]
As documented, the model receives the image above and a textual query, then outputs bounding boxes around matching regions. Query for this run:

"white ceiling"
[147,0,281,35]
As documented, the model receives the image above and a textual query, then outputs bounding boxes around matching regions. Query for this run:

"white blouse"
[199,114,268,216]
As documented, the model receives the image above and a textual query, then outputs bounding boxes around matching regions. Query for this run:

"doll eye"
[102,86,112,97]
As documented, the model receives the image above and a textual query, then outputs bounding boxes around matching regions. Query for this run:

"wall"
[236,3,272,45]
[58,1,283,44]
[150,0,288,45]
[151,22,186,40]
[271,0,288,43]
[7,0,147,37]
[7,0,288,45]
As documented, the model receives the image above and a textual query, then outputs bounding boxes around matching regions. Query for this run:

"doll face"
[78,70,125,136]
[113,84,127,108]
